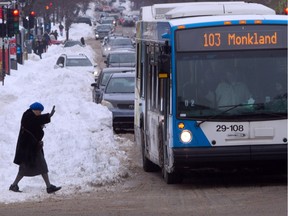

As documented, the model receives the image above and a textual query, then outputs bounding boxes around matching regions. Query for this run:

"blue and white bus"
[134,2,287,183]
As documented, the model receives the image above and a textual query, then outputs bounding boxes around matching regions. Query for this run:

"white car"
[54,53,98,75]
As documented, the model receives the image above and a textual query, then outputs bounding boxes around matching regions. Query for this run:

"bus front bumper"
[172,144,287,169]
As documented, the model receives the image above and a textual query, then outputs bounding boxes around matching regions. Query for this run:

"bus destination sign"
[176,25,287,51]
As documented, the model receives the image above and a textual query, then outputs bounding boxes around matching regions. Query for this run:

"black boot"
[9,184,22,192]
[47,184,61,194]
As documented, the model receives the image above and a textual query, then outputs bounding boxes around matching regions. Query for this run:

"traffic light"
[7,9,20,37]
[29,11,36,28]
[284,7,288,15]
[45,3,53,10]
[23,17,28,29]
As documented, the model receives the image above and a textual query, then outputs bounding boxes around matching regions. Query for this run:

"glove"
[50,105,56,117]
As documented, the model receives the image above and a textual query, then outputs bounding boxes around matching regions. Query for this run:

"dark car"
[105,50,136,67]
[101,72,135,131]
[102,37,134,57]
[95,24,114,40]
[74,17,92,26]
[91,67,135,103]
[100,17,116,26]
[122,16,135,27]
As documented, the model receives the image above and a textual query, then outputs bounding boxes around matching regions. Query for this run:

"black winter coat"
[13,109,51,167]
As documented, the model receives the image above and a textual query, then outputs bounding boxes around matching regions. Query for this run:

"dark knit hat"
[29,102,44,111]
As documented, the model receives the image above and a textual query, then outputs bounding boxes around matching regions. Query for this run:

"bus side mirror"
[158,54,170,79]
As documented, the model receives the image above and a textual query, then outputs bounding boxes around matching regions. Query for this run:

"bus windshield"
[176,49,287,120]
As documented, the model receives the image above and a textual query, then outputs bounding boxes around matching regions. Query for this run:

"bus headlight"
[180,130,192,143]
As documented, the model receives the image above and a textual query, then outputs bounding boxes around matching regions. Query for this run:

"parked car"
[102,36,134,57]
[54,53,98,74]
[91,67,135,103]
[105,50,136,67]
[94,24,114,40]
[49,34,62,45]
[63,40,84,48]
[101,72,135,131]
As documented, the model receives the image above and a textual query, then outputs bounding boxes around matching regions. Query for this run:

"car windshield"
[102,19,114,24]
[106,77,135,93]
[66,58,93,66]
[109,53,135,63]
[97,25,111,31]
[111,38,132,46]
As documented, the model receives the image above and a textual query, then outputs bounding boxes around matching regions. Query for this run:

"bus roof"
[168,14,288,28]
[140,2,275,21]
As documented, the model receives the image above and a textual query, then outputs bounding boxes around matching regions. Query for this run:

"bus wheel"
[160,132,183,183]
[161,149,183,184]
[141,129,158,172]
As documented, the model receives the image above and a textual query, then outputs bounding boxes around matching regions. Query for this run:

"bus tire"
[163,168,182,184]
[159,123,183,184]
[141,126,158,172]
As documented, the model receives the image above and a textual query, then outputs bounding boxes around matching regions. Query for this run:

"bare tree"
[21,0,92,40]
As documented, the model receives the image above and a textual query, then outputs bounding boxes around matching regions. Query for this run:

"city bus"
[134,2,288,183]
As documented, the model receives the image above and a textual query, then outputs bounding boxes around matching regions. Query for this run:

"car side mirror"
[91,83,99,88]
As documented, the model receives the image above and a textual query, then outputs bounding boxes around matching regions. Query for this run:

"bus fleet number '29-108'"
[216,124,245,132]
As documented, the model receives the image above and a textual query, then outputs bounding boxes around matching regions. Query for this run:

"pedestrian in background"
[59,23,64,36]
[34,39,44,59]
[80,37,85,46]
[9,102,61,194]
[53,30,59,40]
[43,32,51,52]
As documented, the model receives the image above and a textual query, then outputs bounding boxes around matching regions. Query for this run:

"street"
[0,130,286,216]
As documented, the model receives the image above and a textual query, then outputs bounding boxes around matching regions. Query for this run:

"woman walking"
[9,102,61,194]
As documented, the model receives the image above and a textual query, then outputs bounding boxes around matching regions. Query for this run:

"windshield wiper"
[196,104,244,127]
[253,111,286,117]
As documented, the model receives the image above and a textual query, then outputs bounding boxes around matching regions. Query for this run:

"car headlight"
[101,100,114,109]
[93,69,99,77]
[96,34,99,38]
[180,130,192,143]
